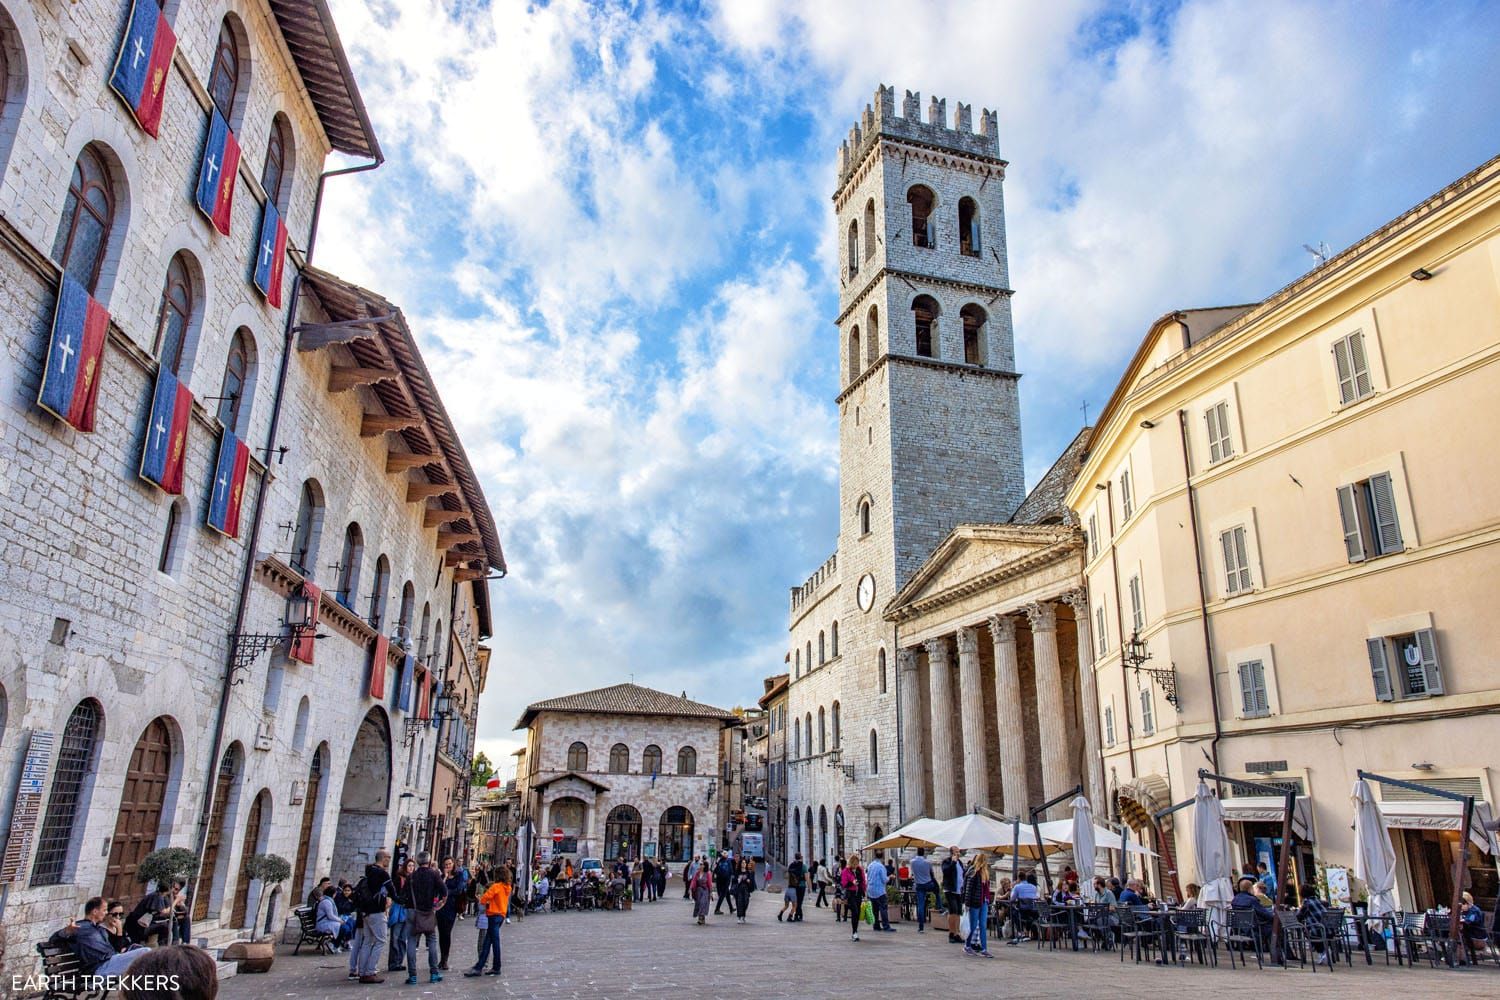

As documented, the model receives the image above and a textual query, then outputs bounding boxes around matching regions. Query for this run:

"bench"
[292,906,336,956]
[28,942,106,1000]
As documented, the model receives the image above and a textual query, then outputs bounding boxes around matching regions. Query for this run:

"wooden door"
[291,754,323,899]
[103,719,172,899]
[193,748,238,922]
[229,790,267,928]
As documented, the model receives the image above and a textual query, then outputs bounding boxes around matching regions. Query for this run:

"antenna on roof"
[1302,241,1332,266]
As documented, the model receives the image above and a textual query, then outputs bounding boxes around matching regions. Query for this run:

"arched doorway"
[604,805,641,861]
[331,709,391,879]
[103,717,174,898]
[834,806,846,860]
[230,788,270,928]
[659,807,693,863]
[194,743,242,922]
[818,806,828,864]
[291,745,327,899]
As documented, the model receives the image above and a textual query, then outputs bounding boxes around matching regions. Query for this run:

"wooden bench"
[292,905,336,955]
[28,942,106,1000]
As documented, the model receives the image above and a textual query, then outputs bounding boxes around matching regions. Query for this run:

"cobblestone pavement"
[221,896,1490,999]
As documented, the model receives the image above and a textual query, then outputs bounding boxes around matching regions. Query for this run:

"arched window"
[608,743,629,774]
[291,697,310,752]
[659,807,694,863]
[290,480,324,578]
[154,252,195,376]
[157,498,186,575]
[831,621,839,658]
[958,196,980,257]
[792,807,801,857]
[961,304,987,365]
[831,701,840,748]
[869,730,880,774]
[396,582,415,645]
[793,648,800,678]
[32,700,102,885]
[417,603,432,662]
[819,805,829,861]
[863,198,876,259]
[847,218,859,278]
[878,648,888,694]
[793,718,800,758]
[907,185,935,248]
[858,499,871,535]
[567,741,588,771]
[207,18,240,122]
[847,325,861,385]
[604,805,642,860]
[367,555,390,628]
[818,630,825,665]
[805,641,811,670]
[866,305,880,366]
[817,706,826,754]
[260,114,293,212]
[804,713,812,754]
[335,523,363,608]
[676,745,697,775]
[54,145,114,294]
[642,744,662,775]
[217,328,253,434]
[912,295,939,358]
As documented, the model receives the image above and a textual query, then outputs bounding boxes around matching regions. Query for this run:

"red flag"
[486,776,500,791]
[368,634,389,699]
[288,581,320,664]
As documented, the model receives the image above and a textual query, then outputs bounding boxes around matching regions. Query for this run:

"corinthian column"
[1063,587,1106,810]
[924,636,960,819]
[1026,601,1070,819]
[955,627,989,811]
[897,648,928,821]
[987,613,1028,815]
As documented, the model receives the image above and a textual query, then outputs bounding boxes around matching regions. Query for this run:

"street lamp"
[1124,629,1180,709]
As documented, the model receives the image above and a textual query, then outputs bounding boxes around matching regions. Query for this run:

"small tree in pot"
[224,853,292,973]
[137,847,199,890]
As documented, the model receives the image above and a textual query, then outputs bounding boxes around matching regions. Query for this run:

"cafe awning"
[1379,800,1496,853]
[1220,795,1314,842]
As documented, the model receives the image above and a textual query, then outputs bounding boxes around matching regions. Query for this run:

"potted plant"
[137,847,199,890]
[222,853,291,973]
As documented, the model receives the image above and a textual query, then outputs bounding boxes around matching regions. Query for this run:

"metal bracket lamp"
[1124,630,1180,709]
[825,747,855,781]
[402,684,456,748]
[227,582,327,685]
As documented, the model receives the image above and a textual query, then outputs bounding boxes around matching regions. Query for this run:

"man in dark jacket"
[713,855,733,915]
[787,854,807,921]
[404,853,447,985]
[350,850,392,984]
[1231,876,1275,940]
[941,848,963,943]
[56,897,147,978]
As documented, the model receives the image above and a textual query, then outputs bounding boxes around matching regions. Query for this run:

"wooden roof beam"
[296,314,396,352]
[424,508,467,528]
[329,365,400,392]
[453,568,488,581]
[436,530,482,548]
[408,482,459,503]
[386,451,443,473]
[444,550,477,566]
[361,413,421,437]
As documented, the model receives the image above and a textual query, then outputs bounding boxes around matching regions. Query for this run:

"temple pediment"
[885,524,1083,622]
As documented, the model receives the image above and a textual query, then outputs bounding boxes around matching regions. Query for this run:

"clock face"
[857,574,876,612]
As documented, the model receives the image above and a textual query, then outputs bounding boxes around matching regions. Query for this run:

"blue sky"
[316,0,1500,774]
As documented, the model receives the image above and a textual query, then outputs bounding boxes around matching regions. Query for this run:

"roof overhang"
[268,0,382,160]
[531,771,612,793]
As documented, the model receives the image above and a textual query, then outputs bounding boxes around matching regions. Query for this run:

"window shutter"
[1236,662,1256,717]
[1206,408,1222,464]
[1414,628,1443,696]
[1250,661,1269,715]
[1367,472,1403,553]
[1217,402,1234,458]
[1232,526,1252,590]
[1349,331,1373,398]
[969,218,981,254]
[1366,637,1394,701]
[1332,337,1354,403]
[1337,484,1367,562]
[1220,530,1237,592]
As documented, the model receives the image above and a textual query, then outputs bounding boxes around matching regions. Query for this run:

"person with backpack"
[348,849,392,984]
[403,853,446,984]
[787,853,807,921]
[713,854,733,915]
[840,853,866,942]
[386,859,414,973]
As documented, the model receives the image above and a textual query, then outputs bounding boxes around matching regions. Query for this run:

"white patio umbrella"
[891,813,1052,854]
[863,817,945,853]
[1191,781,1235,931]
[1069,795,1099,876]
[1034,820,1155,856]
[1352,779,1398,917]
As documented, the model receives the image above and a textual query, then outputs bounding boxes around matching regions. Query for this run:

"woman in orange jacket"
[465,870,511,977]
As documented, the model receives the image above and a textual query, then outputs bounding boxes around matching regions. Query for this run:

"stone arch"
[218,301,265,435]
[157,495,189,576]
[31,697,104,886]
[194,741,245,922]
[103,714,184,898]
[331,708,392,878]
[56,115,138,305]
[291,742,329,900]
[0,1,39,197]
[906,184,936,248]
[659,806,694,863]
[865,304,880,366]
[958,195,981,256]
[230,787,272,929]
[912,294,940,358]
[818,805,828,862]
[604,804,641,860]
[291,696,310,752]
[151,247,208,382]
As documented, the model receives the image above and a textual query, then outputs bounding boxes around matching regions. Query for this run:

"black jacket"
[941,857,960,893]
[963,868,986,909]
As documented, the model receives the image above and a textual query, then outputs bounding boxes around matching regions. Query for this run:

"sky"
[315,0,1500,778]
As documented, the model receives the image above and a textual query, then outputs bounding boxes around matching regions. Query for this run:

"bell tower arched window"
[961,304,987,365]
[863,198,876,259]
[847,219,859,278]
[907,185,935,248]
[958,197,980,257]
[847,325,861,385]
[912,295,939,358]
[866,305,880,366]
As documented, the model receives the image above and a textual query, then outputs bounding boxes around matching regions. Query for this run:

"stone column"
[897,648,928,821]
[1026,601,1071,819]
[956,626,989,811]
[924,636,960,819]
[987,613,1029,815]
[1063,587,1107,810]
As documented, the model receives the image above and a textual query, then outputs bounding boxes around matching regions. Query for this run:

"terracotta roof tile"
[515,683,739,729]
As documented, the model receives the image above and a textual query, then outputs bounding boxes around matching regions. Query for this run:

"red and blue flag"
[289,581,321,664]
[368,635,390,700]
[108,0,176,138]
[252,199,288,307]
[206,427,250,537]
[195,108,240,236]
[37,273,109,432]
[139,367,192,493]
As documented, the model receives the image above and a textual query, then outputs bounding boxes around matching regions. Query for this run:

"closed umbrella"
[1069,796,1099,878]
[1191,781,1234,931]
[1034,820,1156,856]
[1352,779,1397,917]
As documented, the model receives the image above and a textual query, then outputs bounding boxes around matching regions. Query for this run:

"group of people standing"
[686,854,759,924]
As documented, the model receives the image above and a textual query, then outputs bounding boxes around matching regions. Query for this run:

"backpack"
[353,876,384,914]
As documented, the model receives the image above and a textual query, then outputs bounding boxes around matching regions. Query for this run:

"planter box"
[221,938,275,974]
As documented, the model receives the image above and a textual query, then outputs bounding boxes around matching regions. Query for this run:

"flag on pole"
[108,0,176,138]
[37,273,109,431]
[194,108,240,235]
[396,654,415,712]
[486,776,501,791]
[368,634,389,699]
[252,198,288,306]
[138,367,192,494]
[205,427,250,537]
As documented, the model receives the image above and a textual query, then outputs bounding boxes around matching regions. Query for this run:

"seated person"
[168,879,192,945]
[1118,879,1144,906]
[1460,892,1490,949]
[315,885,350,947]
[1010,872,1040,939]
[125,885,175,946]
[307,877,333,912]
[1295,884,1331,963]
[53,897,150,979]
[534,874,550,902]
[1231,876,1274,937]
[1180,882,1202,909]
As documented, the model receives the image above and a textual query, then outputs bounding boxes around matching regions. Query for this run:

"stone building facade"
[0,0,503,973]
[782,85,1025,861]
[514,684,737,866]
[430,619,490,864]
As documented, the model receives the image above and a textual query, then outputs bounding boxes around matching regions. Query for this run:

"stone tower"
[830,85,1025,832]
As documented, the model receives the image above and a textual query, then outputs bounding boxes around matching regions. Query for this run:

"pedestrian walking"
[787,853,807,921]
[404,853,446,984]
[963,852,994,958]
[464,870,511,978]
[840,853,866,942]
[640,857,655,901]
[713,854,733,915]
[941,847,965,944]
[386,859,414,972]
[690,859,713,925]
[910,846,944,932]
[832,858,846,920]
[867,853,895,931]
[348,849,392,984]
[682,859,693,899]
[656,858,667,900]
[732,858,757,923]
[813,858,830,907]
[437,858,464,970]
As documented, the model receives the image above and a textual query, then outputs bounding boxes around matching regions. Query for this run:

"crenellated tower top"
[836,84,1000,190]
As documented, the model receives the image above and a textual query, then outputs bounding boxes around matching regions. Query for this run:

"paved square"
[219,894,1490,999]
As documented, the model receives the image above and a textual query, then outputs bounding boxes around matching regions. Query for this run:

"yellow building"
[1068,155,1500,912]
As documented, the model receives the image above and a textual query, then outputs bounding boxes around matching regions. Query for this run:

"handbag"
[959,909,971,937]
[859,900,873,926]
[387,902,407,927]
[475,913,488,930]
[410,908,436,934]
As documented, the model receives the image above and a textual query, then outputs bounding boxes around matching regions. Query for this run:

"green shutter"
[1415,628,1443,696]
[1366,637,1394,702]
[1337,484,1367,562]
[1367,472,1403,554]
